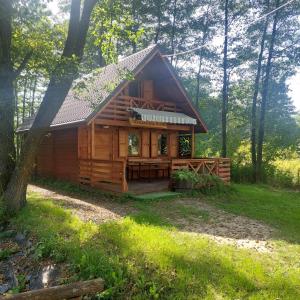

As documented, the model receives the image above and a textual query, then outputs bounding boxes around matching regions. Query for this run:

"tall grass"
[273,159,300,185]
[231,161,300,189]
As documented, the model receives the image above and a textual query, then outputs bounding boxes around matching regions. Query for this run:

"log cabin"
[18,45,230,194]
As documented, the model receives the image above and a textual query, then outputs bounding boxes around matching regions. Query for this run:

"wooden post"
[91,121,95,159]
[191,126,195,158]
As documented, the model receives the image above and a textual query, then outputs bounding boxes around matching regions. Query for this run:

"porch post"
[91,121,95,159]
[191,125,195,158]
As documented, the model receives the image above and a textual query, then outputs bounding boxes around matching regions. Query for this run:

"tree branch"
[13,51,33,79]
[74,0,98,59]
[62,0,81,57]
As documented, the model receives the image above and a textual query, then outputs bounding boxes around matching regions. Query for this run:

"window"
[128,132,140,156]
[158,133,168,156]
[178,135,191,157]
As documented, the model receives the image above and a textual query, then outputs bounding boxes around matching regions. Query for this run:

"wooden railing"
[79,159,128,192]
[171,158,231,183]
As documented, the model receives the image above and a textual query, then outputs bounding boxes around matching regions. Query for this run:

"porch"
[78,157,230,193]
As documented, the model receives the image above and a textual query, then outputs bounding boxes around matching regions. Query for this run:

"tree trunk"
[170,0,177,65]
[15,85,20,161]
[154,1,162,44]
[3,0,97,214]
[256,0,280,181]
[0,0,16,194]
[250,0,269,182]
[30,76,37,116]
[221,0,229,158]
[22,76,28,122]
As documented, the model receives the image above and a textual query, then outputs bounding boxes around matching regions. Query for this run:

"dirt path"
[28,185,136,224]
[164,199,275,252]
[28,185,275,252]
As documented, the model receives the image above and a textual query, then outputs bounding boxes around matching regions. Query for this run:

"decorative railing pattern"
[79,159,128,192]
[171,158,230,182]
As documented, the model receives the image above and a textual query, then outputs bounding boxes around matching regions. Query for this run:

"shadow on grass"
[11,193,300,299]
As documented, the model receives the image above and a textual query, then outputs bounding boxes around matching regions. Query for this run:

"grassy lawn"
[9,184,300,299]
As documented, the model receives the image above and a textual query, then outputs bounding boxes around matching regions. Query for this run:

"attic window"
[129,80,141,97]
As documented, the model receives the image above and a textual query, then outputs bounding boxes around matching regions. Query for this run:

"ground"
[28,185,274,253]
[1,181,300,299]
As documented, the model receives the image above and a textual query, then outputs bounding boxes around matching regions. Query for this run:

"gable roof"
[17,45,207,132]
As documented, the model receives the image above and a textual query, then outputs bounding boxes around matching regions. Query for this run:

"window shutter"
[169,132,178,158]
[141,130,150,158]
[151,131,158,158]
[119,129,128,158]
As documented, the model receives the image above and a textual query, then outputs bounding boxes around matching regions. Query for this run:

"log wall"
[36,128,78,182]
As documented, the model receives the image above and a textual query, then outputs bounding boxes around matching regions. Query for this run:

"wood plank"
[151,131,158,158]
[3,278,104,300]
[141,130,150,158]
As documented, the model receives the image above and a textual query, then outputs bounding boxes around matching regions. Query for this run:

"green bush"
[171,169,199,184]
[231,162,297,188]
[171,170,226,193]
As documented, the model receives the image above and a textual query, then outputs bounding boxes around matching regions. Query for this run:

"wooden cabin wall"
[36,128,78,182]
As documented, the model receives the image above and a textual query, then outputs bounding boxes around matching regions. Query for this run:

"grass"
[132,192,181,201]
[206,184,300,243]
[10,186,300,299]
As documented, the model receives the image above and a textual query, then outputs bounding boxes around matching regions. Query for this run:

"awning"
[130,108,197,125]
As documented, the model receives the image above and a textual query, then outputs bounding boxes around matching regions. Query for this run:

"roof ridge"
[118,44,158,62]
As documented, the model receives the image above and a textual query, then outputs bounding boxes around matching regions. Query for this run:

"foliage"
[171,170,226,193]
[232,158,300,189]
[10,189,300,299]
[171,169,199,184]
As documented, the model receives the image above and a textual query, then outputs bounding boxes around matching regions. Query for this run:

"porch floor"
[128,179,170,195]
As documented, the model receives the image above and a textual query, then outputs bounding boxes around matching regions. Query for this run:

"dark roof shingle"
[18,45,158,131]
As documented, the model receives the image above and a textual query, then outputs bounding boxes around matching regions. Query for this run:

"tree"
[256,0,280,181]
[0,0,32,194]
[250,0,270,182]
[221,0,229,157]
[1,0,97,214]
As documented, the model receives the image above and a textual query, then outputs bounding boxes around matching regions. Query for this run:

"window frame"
[128,130,141,157]
[157,131,169,157]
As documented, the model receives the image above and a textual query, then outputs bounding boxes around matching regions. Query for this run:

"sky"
[47,1,300,112]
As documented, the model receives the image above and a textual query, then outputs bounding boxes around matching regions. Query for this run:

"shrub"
[171,170,226,194]
[171,169,199,184]
[231,162,297,189]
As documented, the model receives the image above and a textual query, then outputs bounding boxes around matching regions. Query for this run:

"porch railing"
[171,158,230,183]
[79,159,128,192]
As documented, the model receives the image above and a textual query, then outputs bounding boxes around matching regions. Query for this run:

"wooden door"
[94,127,113,160]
